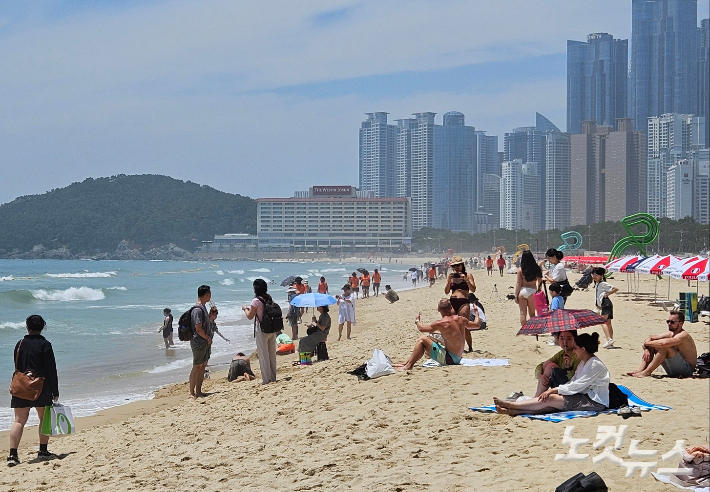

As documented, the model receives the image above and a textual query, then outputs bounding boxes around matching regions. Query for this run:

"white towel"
[422,358,509,368]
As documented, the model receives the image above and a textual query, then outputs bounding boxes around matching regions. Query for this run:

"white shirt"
[557,356,610,407]
[470,304,486,323]
[549,262,567,282]
[595,281,614,308]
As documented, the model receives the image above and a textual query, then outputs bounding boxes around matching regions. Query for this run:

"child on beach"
[592,267,619,349]
[549,283,565,311]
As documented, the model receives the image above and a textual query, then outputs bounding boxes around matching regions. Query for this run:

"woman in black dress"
[8,315,59,466]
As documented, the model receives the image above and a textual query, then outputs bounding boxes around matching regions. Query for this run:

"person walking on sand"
[485,256,494,276]
[242,279,278,385]
[7,315,60,467]
[317,276,329,294]
[428,265,437,287]
[515,251,543,328]
[393,298,480,371]
[189,285,216,399]
[497,254,506,276]
[337,284,356,340]
[592,267,618,349]
[626,310,697,378]
[410,269,418,286]
[160,308,174,348]
[372,269,381,296]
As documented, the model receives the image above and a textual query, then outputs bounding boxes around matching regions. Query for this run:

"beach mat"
[651,472,709,491]
[469,385,671,422]
[423,358,509,368]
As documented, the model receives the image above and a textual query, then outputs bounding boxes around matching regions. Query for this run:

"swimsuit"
[518,286,536,299]
[450,297,469,314]
[430,341,461,365]
[661,351,695,377]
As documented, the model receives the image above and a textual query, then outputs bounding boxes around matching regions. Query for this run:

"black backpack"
[608,382,628,409]
[177,306,199,341]
[256,296,283,334]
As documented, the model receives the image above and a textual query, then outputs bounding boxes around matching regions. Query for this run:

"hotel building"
[256,186,411,252]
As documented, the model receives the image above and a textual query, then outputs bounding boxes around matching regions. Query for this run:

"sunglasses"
[666,320,677,325]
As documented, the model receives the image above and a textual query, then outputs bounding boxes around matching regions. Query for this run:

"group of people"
[348,269,381,299]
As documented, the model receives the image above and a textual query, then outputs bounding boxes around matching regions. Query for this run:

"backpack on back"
[177,306,199,341]
[256,296,284,334]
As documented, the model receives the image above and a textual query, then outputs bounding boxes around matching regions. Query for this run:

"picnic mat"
[469,384,671,422]
[423,358,509,368]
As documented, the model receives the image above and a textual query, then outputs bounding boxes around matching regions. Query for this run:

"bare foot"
[625,371,639,376]
[394,365,411,372]
[494,405,512,415]
[632,371,650,378]
[188,394,197,400]
[492,397,512,409]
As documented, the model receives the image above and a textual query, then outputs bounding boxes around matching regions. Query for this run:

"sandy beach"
[1,264,708,491]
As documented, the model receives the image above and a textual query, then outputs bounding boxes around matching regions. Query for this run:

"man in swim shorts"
[228,352,255,382]
[626,310,697,378]
[393,298,480,371]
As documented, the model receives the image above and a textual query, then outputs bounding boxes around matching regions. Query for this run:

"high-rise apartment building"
[359,112,397,197]
[666,160,694,220]
[700,19,710,146]
[647,113,706,218]
[410,112,436,231]
[693,148,710,224]
[630,0,699,132]
[571,120,645,225]
[395,118,417,198]
[545,132,572,230]
[432,112,476,232]
[481,173,501,228]
[500,160,541,233]
[567,33,628,134]
[474,131,499,213]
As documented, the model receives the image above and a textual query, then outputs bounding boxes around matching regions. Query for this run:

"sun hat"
[286,287,297,293]
[450,255,464,266]
[342,284,351,291]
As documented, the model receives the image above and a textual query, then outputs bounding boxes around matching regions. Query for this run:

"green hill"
[0,175,256,256]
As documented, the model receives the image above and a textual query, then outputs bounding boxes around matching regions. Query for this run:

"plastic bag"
[366,349,395,379]
[41,402,76,436]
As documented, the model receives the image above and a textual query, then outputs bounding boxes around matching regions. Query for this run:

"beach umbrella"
[632,255,661,274]
[280,275,298,287]
[289,293,337,308]
[356,268,369,275]
[636,255,679,275]
[679,258,709,281]
[517,309,608,336]
[578,256,608,265]
[607,256,642,273]
[620,256,646,273]
[669,256,703,279]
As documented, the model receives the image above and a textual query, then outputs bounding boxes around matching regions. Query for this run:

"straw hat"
[450,255,464,266]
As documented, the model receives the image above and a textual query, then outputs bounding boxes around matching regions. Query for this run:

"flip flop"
[618,405,632,418]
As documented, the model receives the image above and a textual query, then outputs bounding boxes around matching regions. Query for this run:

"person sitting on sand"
[228,352,255,382]
[298,305,331,356]
[394,298,480,371]
[533,330,579,397]
[626,310,697,378]
[494,332,609,415]
[383,285,399,304]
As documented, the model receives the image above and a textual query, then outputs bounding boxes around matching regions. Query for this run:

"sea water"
[0,258,422,430]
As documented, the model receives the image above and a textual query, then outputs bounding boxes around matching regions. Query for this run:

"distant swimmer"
[160,308,175,348]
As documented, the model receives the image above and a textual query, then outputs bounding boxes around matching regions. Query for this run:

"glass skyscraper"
[359,112,397,198]
[567,33,628,134]
[630,0,699,132]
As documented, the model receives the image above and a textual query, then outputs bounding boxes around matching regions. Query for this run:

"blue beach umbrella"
[289,293,337,308]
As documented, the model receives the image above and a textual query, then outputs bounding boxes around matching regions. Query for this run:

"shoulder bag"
[9,339,45,401]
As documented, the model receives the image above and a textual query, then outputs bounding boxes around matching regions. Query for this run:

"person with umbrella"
[298,305,331,359]
[533,330,579,398]
[494,332,610,415]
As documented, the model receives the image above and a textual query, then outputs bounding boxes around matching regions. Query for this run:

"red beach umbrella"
[517,309,608,336]
[680,258,709,281]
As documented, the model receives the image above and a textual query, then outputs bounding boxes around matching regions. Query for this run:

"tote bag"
[40,403,76,437]
[534,283,550,316]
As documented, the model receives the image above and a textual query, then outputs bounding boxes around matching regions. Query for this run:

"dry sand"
[1,267,708,491]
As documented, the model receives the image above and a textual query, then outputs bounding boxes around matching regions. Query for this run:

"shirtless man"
[394,298,479,371]
[626,310,697,378]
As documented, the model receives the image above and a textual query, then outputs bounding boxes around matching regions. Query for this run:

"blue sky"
[0,0,708,203]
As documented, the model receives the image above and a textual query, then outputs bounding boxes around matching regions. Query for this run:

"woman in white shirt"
[544,248,572,300]
[592,267,619,349]
[494,332,610,415]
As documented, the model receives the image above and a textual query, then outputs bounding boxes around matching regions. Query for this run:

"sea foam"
[31,287,106,302]
[46,271,117,279]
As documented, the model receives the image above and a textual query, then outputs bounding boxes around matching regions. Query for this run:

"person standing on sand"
[626,310,697,378]
[393,298,480,371]
[485,256,494,276]
[349,273,360,299]
[160,308,175,348]
[515,251,543,328]
[428,266,437,287]
[337,284,355,340]
[242,279,278,385]
[372,269,381,296]
[317,276,329,294]
[592,267,618,349]
[497,254,506,276]
[360,271,371,298]
[444,256,477,352]
[189,285,216,399]
[8,315,59,467]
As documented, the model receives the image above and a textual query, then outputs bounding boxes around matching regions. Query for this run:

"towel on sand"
[423,358,509,368]
[469,385,670,422]
[651,472,709,491]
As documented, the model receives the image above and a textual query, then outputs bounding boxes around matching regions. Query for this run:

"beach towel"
[468,385,670,422]
[651,473,709,491]
[423,358,509,368]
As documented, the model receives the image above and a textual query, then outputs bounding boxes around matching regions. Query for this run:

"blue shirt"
[550,296,565,311]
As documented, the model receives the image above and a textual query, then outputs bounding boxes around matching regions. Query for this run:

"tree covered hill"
[0,175,256,256]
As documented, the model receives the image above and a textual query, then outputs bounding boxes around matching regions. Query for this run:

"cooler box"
[678,292,699,323]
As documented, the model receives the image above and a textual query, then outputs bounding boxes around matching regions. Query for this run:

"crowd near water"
[0,258,418,430]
